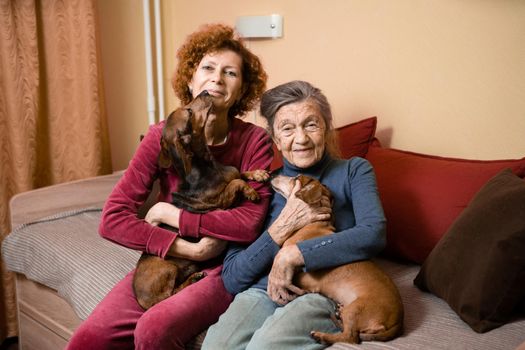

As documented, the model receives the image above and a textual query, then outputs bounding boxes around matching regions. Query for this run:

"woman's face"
[188,50,244,113]
[273,99,327,169]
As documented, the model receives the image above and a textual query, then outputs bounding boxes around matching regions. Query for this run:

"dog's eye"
[185,108,193,117]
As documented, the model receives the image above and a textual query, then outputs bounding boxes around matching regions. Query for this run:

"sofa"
[3,116,525,350]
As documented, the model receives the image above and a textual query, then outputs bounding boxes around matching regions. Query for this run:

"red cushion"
[366,143,525,264]
[337,116,377,159]
[269,116,377,170]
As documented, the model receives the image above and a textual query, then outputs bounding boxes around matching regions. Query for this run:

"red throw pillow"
[270,116,377,170]
[337,116,377,159]
[366,143,525,264]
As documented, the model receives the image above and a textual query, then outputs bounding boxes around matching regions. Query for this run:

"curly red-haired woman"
[67,23,272,349]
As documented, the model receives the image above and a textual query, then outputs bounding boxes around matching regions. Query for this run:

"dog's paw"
[245,169,270,182]
[244,188,260,202]
[330,312,343,330]
[310,331,326,344]
[189,272,206,283]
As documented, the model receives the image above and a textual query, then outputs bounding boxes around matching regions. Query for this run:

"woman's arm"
[99,123,181,258]
[144,203,227,260]
[221,181,332,295]
[221,232,280,294]
[266,158,386,304]
[100,123,273,260]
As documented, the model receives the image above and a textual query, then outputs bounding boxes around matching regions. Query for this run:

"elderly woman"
[67,24,272,349]
[202,80,387,350]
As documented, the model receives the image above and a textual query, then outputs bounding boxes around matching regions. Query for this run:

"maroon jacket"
[99,118,273,259]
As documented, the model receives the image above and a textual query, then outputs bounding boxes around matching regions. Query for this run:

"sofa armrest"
[9,171,123,227]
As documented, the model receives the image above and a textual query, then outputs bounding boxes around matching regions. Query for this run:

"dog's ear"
[294,176,324,205]
[174,136,193,175]
[158,138,172,168]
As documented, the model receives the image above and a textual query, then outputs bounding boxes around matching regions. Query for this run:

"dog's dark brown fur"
[133,91,268,310]
[271,174,404,344]
[158,91,268,213]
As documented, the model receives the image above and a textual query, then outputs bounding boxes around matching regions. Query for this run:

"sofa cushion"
[270,116,377,170]
[2,208,140,319]
[366,143,525,263]
[414,169,525,332]
[337,116,378,159]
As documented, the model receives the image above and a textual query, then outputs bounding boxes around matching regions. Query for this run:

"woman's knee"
[134,309,185,350]
[203,288,277,350]
[247,293,337,350]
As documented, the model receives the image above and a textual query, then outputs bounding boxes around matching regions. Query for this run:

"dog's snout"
[197,90,210,97]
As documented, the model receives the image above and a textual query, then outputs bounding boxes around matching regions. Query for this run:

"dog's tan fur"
[272,174,404,344]
[133,91,268,310]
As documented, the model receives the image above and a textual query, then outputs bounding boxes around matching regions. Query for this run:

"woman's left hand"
[145,202,181,228]
[268,244,306,305]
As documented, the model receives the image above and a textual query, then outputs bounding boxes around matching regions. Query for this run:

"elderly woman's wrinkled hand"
[268,180,332,246]
[268,244,306,305]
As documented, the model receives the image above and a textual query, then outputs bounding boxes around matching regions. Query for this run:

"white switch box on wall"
[235,15,283,39]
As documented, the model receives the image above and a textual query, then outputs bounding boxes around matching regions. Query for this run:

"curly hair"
[172,23,267,118]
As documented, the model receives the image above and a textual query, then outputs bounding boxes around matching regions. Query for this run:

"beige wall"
[99,0,525,170]
[97,0,148,170]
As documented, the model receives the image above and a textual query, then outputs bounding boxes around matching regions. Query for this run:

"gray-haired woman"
[202,80,386,350]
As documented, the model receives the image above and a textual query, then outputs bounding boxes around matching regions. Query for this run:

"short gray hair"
[260,80,340,158]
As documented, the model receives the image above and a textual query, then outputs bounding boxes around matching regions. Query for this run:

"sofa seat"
[2,171,525,349]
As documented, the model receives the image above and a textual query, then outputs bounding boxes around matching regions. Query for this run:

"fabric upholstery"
[3,169,525,349]
[366,143,525,263]
[414,169,525,332]
[2,208,140,320]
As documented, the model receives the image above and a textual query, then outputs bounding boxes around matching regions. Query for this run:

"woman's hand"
[147,202,227,261]
[168,236,227,262]
[191,236,228,261]
[268,244,306,305]
[268,180,331,246]
[145,202,181,228]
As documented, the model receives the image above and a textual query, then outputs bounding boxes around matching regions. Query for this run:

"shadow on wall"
[376,127,393,148]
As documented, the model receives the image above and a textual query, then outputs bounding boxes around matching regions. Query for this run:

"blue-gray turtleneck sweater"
[221,153,387,295]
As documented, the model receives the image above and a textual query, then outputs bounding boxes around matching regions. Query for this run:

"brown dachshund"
[158,90,268,212]
[133,91,268,310]
[271,174,404,344]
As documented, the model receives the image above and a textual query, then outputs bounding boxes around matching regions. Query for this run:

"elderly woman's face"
[188,49,243,112]
[273,99,326,169]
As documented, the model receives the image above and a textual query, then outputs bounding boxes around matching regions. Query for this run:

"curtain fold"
[0,0,112,341]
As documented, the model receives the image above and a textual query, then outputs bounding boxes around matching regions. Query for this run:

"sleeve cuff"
[297,236,336,271]
[146,226,178,258]
[178,210,202,238]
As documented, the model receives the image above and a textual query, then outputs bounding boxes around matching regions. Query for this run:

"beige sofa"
[3,170,525,349]
[3,115,525,349]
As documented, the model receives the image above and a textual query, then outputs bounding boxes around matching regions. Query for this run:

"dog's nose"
[197,90,210,97]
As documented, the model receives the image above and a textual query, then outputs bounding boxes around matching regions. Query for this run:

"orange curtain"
[0,0,112,341]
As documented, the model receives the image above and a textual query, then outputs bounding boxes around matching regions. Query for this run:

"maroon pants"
[66,265,232,350]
